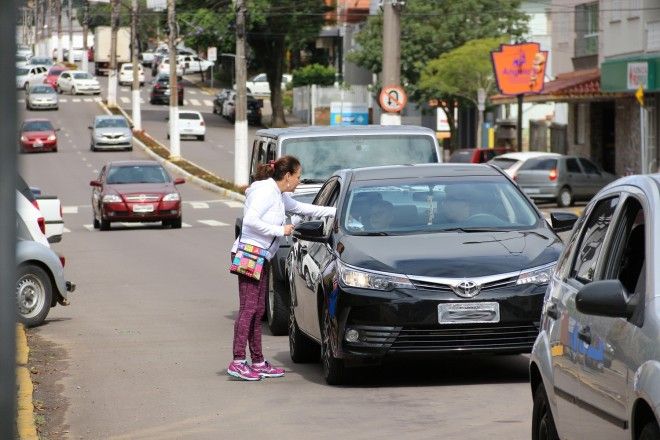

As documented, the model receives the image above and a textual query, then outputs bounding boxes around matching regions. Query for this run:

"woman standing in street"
[228,156,336,381]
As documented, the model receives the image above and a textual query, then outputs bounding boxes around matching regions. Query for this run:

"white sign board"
[436,107,450,132]
[627,62,649,90]
[207,47,217,62]
[146,0,166,10]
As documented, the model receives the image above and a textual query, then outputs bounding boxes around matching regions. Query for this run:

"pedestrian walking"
[228,155,336,381]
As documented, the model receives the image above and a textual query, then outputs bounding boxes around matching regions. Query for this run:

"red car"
[90,160,185,230]
[44,66,66,88]
[448,147,513,163]
[20,119,59,153]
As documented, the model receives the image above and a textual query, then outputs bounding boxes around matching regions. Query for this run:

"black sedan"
[149,73,183,105]
[288,163,574,384]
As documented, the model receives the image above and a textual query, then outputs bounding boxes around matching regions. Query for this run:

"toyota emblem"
[138,194,146,201]
[452,280,481,298]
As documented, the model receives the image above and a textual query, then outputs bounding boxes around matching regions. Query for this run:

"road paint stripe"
[63,227,71,233]
[84,98,93,102]
[189,202,209,209]
[203,99,213,106]
[188,90,197,95]
[83,224,94,231]
[72,98,81,102]
[198,220,229,227]
[94,97,102,102]
[120,97,130,103]
[222,200,243,208]
[189,98,201,106]
[16,324,38,440]
[62,206,78,214]
[182,222,193,228]
[81,157,87,161]
[60,98,68,102]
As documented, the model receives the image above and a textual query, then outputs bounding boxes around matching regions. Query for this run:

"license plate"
[34,141,43,147]
[438,302,500,324]
[523,188,540,194]
[164,90,171,95]
[132,204,154,213]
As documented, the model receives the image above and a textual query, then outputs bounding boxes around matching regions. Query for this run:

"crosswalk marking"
[188,90,197,95]
[222,201,243,209]
[182,222,193,228]
[62,227,71,233]
[198,220,229,227]
[189,98,201,106]
[84,98,93,102]
[62,206,78,214]
[203,99,213,106]
[120,97,130,103]
[94,97,102,102]
[72,219,230,233]
[83,224,93,231]
[72,98,81,102]
[190,202,209,209]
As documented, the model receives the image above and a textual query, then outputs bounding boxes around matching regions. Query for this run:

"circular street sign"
[379,85,407,113]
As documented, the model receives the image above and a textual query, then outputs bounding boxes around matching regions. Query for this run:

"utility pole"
[56,0,62,62]
[45,0,52,59]
[131,0,141,131]
[82,0,89,73]
[234,0,248,186]
[107,0,119,107]
[167,0,180,158]
[33,0,39,55]
[67,0,73,63]
[380,0,403,125]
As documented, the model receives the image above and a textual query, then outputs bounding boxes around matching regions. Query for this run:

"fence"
[293,84,371,124]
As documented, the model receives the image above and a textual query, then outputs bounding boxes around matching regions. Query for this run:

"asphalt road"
[16,67,582,439]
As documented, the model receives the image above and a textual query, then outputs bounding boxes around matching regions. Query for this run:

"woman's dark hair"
[254,155,301,181]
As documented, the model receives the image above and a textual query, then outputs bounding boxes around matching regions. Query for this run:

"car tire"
[198,135,205,141]
[289,303,319,363]
[100,216,110,231]
[16,264,53,328]
[150,98,156,105]
[532,382,559,440]
[212,106,216,114]
[70,86,76,95]
[639,420,660,440]
[557,186,573,208]
[54,106,59,111]
[321,300,346,385]
[56,85,62,94]
[266,271,289,335]
[93,215,100,229]
[170,217,182,229]
[178,98,183,106]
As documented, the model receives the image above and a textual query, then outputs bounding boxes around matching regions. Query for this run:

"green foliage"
[292,64,336,87]
[418,37,505,105]
[179,8,234,54]
[348,0,528,99]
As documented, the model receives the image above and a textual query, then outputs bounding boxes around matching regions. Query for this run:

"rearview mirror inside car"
[550,212,578,233]
[293,220,327,243]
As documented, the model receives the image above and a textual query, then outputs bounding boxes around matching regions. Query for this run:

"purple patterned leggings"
[232,258,269,363]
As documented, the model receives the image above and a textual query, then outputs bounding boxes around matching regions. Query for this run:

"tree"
[418,37,506,148]
[348,0,528,101]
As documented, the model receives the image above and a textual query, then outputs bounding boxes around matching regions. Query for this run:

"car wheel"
[70,86,76,95]
[93,215,100,229]
[639,420,660,440]
[198,135,205,141]
[321,300,346,385]
[56,85,62,94]
[532,382,559,440]
[557,186,573,208]
[266,270,289,335]
[170,217,182,229]
[289,303,319,363]
[149,98,156,105]
[16,264,53,328]
[212,106,216,114]
[100,216,110,231]
[178,98,183,106]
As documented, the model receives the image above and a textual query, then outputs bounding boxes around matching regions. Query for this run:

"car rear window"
[73,72,93,80]
[448,150,475,163]
[23,120,54,132]
[179,113,201,120]
[106,165,169,184]
[489,158,518,170]
[520,157,557,171]
[16,175,36,204]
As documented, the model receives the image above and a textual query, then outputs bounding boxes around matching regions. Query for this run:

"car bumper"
[330,284,546,364]
[93,137,132,148]
[520,185,560,200]
[103,201,181,222]
[28,101,58,109]
[21,140,57,152]
[76,88,101,94]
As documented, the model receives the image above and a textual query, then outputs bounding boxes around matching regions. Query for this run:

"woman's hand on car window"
[283,224,295,236]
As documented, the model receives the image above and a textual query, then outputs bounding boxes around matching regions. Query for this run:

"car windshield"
[96,118,128,128]
[448,150,475,163]
[30,57,51,65]
[179,113,200,120]
[282,135,438,181]
[23,121,54,132]
[106,165,169,184]
[342,177,538,235]
[489,157,518,170]
[73,72,93,80]
[30,85,55,94]
[17,67,29,75]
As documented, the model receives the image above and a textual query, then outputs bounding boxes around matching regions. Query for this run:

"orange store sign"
[491,42,548,95]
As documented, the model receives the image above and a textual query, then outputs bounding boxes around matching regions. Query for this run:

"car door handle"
[546,303,559,320]
[299,244,307,255]
[578,326,592,345]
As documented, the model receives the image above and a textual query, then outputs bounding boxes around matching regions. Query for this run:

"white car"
[118,63,145,86]
[16,190,49,248]
[241,73,292,95]
[168,110,205,141]
[56,70,101,95]
[178,55,214,74]
[157,58,184,76]
[17,65,47,90]
[488,151,562,180]
[139,50,155,66]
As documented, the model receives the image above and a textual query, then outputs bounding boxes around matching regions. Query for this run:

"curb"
[16,324,38,440]
[97,101,245,203]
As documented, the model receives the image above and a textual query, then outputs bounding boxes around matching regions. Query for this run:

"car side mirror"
[293,220,327,243]
[88,126,93,129]
[576,280,637,319]
[173,177,185,185]
[89,180,102,187]
[550,212,578,233]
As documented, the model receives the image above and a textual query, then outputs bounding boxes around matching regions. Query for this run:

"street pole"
[234,0,249,186]
[56,0,62,62]
[640,106,647,174]
[82,0,89,73]
[107,0,119,107]
[477,88,485,149]
[380,0,402,125]
[45,0,52,59]
[0,1,18,438]
[67,0,73,63]
[167,0,180,158]
[131,0,141,131]
[516,94,523,151]
[33,0,39,55]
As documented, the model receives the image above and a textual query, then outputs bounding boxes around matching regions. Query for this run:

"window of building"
[576,2,599,36]
[628,0,641,19]
[610,0,622,22]
[574,103,587,145]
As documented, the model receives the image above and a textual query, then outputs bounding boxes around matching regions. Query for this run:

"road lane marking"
[94,97,102,102]
[120,97,130,103]
[81,157,87,161]
[188,90,197,95]
[72,98,81,102]
[18,99,25,103]
[189,99,201,106]
[62,206,78,214]
[62,227,71,233]
[198,220,229,227]
[182,222,193,228]
[189,202,209,209]
[60,99,68,102]
[203,99,213,106]
[222,201,243,209]
[83,224,93,231]
[84,98,93,102]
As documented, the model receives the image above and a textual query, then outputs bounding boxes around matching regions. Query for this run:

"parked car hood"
[337,229,562,278]
[106,183,175,194]
[23,130,54,139]
[95,126,131,136]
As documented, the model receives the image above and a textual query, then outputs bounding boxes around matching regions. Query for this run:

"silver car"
[515,155,616,207]
[25,84,59,110]
[89,115,133,151]
[530,174,659,440]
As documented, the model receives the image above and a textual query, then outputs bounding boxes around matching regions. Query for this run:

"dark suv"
[149,73,183,105]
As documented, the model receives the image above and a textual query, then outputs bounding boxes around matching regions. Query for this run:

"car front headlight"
[337,260,414,291]
[47,134,56,141]
[162,192,180,202]
[20,135,27,142]
[516,262,556,286]
[102,194,122,203]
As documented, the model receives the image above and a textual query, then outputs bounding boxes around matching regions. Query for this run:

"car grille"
[103,134,124,139]
[390,324,539,352]
[410,275,518,292]
[124,194,160,202]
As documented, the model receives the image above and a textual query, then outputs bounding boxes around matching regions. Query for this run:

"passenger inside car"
[365,200,394,230]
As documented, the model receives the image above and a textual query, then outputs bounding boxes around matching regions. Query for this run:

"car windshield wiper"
[299,178,326,184]
[434,227,504,233]
[351,231,390,236]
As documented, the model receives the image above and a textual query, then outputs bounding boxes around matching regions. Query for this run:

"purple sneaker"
[227,361,261,381]
[251,360,285,378]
